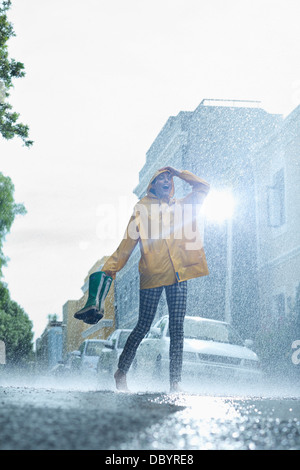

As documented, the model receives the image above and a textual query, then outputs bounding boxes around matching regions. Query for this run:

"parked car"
[97,329,132,376]
[0,340,5,366]
[64,350,82,374]
[134,315,262,382]
[73,339,107,375]
[0,340,6,375]
[49,361,66,377]
[49,351,82,377]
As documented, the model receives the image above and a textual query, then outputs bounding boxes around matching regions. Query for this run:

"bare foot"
[169,382,182,393]
[114,369,129,391]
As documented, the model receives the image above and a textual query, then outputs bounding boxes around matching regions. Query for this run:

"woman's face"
[152,171,172,199]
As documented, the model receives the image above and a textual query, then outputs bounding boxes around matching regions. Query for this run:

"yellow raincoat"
[102,169,210,289]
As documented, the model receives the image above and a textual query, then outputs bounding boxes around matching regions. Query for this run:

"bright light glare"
[202,190,235,223]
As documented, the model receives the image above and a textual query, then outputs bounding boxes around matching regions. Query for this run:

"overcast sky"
[1,0,300,341]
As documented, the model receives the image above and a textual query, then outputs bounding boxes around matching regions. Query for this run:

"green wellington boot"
[74,271,113,325]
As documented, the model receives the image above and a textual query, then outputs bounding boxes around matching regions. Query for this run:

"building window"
[267,168,285,227]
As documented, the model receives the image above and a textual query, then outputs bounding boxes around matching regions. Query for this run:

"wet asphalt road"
[1,374,300,451]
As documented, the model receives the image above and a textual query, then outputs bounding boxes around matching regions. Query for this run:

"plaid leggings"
[118,281,187,384]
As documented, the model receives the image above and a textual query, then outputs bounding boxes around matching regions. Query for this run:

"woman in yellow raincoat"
[102,166,210,392]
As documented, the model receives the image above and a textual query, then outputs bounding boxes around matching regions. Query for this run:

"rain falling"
[1,0,300,455]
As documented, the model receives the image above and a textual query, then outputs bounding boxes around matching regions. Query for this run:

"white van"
[75,339,106,375]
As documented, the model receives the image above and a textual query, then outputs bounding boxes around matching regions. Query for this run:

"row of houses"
[37,98,300,365]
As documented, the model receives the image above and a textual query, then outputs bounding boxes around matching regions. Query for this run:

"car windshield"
[183,319,243,345]
[85,342,105,356]
[118,331,131,349]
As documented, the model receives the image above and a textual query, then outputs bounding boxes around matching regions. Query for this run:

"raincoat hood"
[146,169,175,199]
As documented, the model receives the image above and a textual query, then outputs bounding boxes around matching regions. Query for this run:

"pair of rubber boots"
[74,271,113,325]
